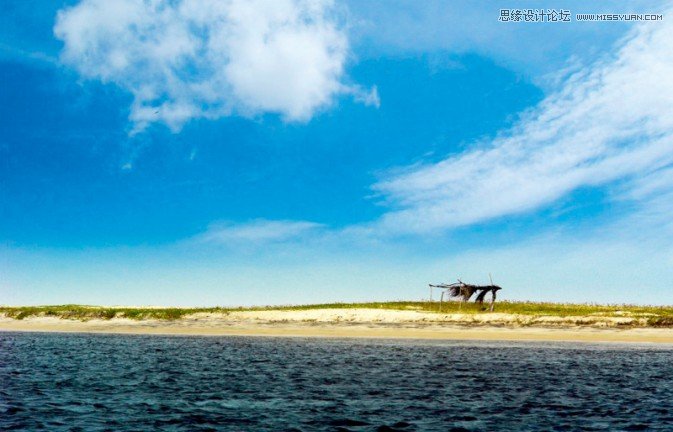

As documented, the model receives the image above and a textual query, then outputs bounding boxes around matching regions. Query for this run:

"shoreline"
[2,308,673,344]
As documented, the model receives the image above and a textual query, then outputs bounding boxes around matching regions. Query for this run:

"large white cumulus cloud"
[54,0,377,132]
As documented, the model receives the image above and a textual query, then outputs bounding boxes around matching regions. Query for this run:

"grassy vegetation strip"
[1,301,673,323]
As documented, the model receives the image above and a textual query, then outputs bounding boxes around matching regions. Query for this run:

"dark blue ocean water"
[1,333,672,431]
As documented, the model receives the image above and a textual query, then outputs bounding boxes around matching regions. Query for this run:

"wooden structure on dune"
[429,279,502,312]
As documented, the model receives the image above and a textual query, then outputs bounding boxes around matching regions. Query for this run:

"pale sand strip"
[1,309,672,344]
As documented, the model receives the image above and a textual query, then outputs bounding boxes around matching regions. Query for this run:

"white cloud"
[372,16,673,234]
[54,0,375,132]
[348,0,667,80]
[195,219,323,245]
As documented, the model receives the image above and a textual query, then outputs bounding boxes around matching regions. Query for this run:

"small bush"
[647,316,673,327]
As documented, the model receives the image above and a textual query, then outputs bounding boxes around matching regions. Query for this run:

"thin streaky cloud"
[372,16,673,234]
[194,219,324,245]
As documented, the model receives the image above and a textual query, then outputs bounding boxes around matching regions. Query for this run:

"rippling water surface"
[1,333,672,431]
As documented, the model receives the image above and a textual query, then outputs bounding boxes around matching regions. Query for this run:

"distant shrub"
[647,316,673,327]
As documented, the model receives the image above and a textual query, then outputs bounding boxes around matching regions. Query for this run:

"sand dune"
[2,308,673,343]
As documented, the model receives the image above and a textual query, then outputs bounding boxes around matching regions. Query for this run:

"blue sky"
[1,0,672,306]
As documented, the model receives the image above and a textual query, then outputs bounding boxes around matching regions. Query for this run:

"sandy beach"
[2,308,673,344]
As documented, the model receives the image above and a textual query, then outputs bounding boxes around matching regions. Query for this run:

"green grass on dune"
[1,301,673,325]
[0,305,221,321]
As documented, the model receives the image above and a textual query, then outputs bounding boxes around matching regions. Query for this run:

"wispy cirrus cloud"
[372,16,673,235]
[54,0,378,133]
[348,0,666,80]
[195,219,324,245]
